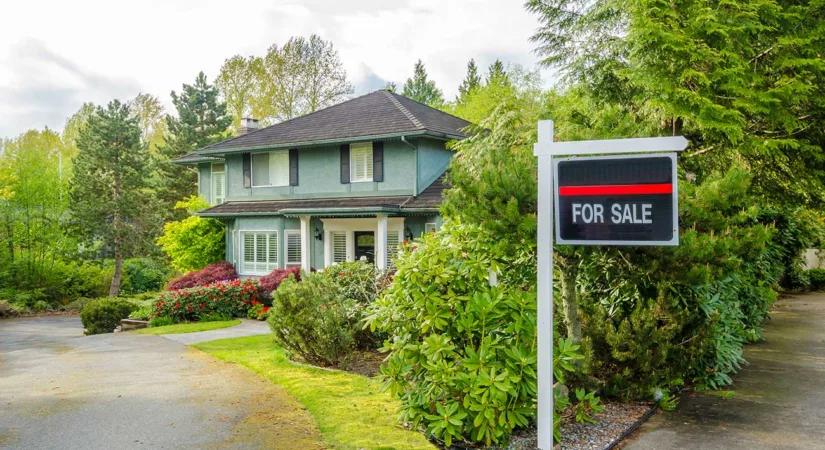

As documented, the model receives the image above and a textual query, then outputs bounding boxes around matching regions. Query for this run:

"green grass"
[136,319,241,335]
[194,335,434,450]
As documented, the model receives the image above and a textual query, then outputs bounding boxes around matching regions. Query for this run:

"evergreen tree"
[70,101,153,297]
[156,72,231,217]
[486,60,509,87]
[402,60,444,106]
[457,59,481,101]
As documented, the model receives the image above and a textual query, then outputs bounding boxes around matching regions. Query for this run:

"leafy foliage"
[153,278,259,322]
[121,258,170,295]
[80,298,137,335]
[258,265,303,296]
[157,196,226,272]
[367,222,538,446]
[402,60,445,107]
[166,261,238,291]
[808,269,825,291]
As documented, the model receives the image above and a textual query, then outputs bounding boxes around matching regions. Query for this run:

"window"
[424,222,437,234]
[386,231,400,269]
[251,150,289,187]
[241,232,279,274]
[331,231,347,263]
[350,142,373,182]
[285,230,301,266]
[211,163,226,204]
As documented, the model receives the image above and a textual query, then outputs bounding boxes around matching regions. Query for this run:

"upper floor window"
[211,163,225,204]
[252,150,289,187]
[350,142,373,182]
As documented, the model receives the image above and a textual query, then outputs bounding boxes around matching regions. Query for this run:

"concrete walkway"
[626,293,825,450]
[160,319,270,345]
[0,316,321,449]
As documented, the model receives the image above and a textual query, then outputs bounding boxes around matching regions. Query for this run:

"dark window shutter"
[289,149,299,186]
[242,153,251,188]
[373,141,384,182]
[340,144,350,184]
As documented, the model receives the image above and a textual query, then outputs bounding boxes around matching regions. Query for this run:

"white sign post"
[533,120,688,450]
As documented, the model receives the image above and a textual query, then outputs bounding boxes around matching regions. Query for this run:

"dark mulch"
[341,350,387,377]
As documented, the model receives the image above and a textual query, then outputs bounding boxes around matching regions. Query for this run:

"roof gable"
[196,91,473,155]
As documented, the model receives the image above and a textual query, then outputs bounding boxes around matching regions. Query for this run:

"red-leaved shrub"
[259,266,303,295]
[167,261,238,291]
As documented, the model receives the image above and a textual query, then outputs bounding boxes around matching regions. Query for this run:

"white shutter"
[386,231,400,269]
[269,150,290,186]
[332,231,347,263]
[243,233,255,274]
[211,163,226,204]
[267,233,279,271]
[285,230,301,265]
[350,143,373,182]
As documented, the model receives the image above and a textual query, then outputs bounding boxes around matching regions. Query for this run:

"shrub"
[268,272,355,366]
[128,304,153,320]
[56,261,113,300]
[121,258,170,294]
[32,300,51,313]
[809,268,825,291]
[154,278,259,322]
[148,316,174,327]
[0,300,14,318]
[259,266,303,296]
[61,297,94,313]
[320,261,391,349]
[167,261,238,291]
[367,222,538,446]
[246,301,270,320]
[80,298,137,335]
[157,196,226,272]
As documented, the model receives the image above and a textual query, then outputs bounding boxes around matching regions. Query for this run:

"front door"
[354,232,375,263]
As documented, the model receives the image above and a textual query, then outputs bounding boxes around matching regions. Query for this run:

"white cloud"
[0,0,551,138]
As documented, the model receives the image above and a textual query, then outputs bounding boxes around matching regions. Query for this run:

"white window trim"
[251,150,290,188]
[424,222,437,235]
[211,162,226,205]
[239,230,279,275]
[284,229,302,266]
[350,142,373,183]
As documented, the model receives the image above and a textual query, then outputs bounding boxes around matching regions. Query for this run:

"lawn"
[194,335,434,450]
[136,319,241,335]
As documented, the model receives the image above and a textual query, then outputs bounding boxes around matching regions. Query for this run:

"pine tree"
[156,72,231,217]
[70,100,153,297]
[402,60,444,107]
[486,60,509,87]
[457,59,481,101]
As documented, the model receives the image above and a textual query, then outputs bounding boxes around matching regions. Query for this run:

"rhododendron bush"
[154,278,260,322]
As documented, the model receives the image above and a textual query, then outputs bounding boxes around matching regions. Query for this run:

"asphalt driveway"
[625,293,825,450]
[0,316,322,450]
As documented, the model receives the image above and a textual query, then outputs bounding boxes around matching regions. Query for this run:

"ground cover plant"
[136,319,240,335]
[194,335,433,450]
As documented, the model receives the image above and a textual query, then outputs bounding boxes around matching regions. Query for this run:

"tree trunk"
[559,259,582,345]
[109,173,122,297]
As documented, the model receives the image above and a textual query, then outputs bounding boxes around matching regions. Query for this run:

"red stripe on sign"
[559,183,672,196]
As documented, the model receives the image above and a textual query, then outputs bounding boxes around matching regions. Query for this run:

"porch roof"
[198,175,446,218]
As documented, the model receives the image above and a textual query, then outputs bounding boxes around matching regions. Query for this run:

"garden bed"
[507,400,656,450]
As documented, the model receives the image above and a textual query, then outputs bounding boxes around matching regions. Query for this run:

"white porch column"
[324,230,332,267]
[299,216,312,273]
[376,214,388,270]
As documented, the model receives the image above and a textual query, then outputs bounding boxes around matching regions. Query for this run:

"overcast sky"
[0,0,552,139]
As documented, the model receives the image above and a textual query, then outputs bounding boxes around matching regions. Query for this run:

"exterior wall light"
[315,227,323,241]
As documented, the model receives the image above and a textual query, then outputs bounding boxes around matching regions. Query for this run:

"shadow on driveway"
[625,293,825,450]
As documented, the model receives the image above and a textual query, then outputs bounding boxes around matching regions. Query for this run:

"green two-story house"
[175,90,471,275]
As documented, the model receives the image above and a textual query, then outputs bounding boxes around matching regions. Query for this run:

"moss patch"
[136,320,241,335]
[194,335,434,450]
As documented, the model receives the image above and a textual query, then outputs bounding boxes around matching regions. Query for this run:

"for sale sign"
[553,153,678,245]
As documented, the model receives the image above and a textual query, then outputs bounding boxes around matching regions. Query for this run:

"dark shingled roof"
[199,175,447,216]
[195,90,472,155]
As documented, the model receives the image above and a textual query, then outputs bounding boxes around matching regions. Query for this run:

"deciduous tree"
[216,55,259,129]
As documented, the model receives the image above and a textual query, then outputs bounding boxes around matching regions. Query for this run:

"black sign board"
[553,153,678,245]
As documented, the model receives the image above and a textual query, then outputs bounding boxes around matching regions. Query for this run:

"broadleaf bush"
[154,278,259,322]
[259,265,303,296]
[166,261,238,291]
[80,298,137,335]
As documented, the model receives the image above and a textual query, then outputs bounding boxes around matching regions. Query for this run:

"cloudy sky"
[0,0,553,139]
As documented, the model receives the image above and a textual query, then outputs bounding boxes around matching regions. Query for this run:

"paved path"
[0,316,322,450]
[160,319,270,345]
[626,293,825,450]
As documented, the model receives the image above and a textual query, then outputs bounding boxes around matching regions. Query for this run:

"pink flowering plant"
[153,278,260,322]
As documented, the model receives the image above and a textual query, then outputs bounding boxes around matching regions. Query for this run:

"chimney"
[238,117,259,135]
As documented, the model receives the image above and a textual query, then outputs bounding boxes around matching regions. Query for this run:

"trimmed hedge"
[167,261,238,291]
[80,298,137,335]
[154,279,260,322]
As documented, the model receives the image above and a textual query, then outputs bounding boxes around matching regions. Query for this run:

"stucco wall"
[416,138,453,194]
